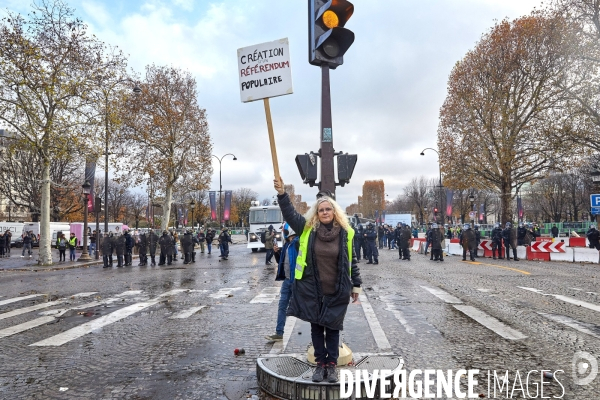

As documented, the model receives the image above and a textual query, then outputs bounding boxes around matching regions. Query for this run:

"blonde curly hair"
[303,196,351,232]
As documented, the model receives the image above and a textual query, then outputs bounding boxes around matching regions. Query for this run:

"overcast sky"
[5,0,545,208]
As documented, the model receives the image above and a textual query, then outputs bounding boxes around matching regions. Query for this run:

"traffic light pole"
[320,65,336,196]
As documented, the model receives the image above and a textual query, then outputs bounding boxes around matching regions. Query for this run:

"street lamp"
[79,181,92,261]
[469,193,475,226]
[420,148,443,223]
[104,81,141,235]
[212,153,237,227]
[190,199,196,229]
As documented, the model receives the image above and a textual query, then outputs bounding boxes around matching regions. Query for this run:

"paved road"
[0,243,599,399]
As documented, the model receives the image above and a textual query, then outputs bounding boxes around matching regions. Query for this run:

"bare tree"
[120,65,212,230]
[233,188,258,227]
[0,1,124,264]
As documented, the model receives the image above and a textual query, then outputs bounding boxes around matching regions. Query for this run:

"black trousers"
[504,240,518,260]
[311,323,340,365]
[401,246,410,259]
[102,254,111,267]
[492,241,503,258]
[432,248,443,260]
[462,247,475,261]
[355,241,362,260]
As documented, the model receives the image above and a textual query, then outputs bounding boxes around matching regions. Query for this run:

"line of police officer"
[101,229,199,268]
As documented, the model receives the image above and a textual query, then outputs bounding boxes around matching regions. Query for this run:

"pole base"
[78,253,92,262]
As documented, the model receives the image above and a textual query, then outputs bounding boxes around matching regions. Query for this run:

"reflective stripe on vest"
[295,226,354,280]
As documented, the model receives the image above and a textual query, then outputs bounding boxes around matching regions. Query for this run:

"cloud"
[64,0,545,208]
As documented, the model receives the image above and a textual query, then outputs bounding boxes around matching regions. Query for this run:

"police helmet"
[474,225,479,230]
[463,223,470,230]
[505,222,512,228]
[367,222,373,227]
[519,222,524,228]
[591,225,596,229]
[432,223,438,229]
[494,223,500,228]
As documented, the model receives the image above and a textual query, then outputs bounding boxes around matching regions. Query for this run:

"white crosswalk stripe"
[209,287,245,299]
[250,287,279,304]
[0,300,65,321]
[0,294,44,307]
[30,289,188,347]
[519,286,600,313]
[169,306,207,319]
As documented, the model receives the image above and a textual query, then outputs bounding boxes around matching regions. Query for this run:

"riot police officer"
[502,222,519,261]
[586,225,600,250]
[491,223,504,260]
[138,232,148,266]
[181,229,193,264]
[101,232,113,268]
[159,230,173,265]
[364,222,378,264]
[355,223,364,261]
[399,223,411,261]
[460,223,477,261]
[149,230,158,266]
[474,225,481,257]
[430,223,444,261]
[123,229,133,266]
[115,233,126,267]
[394,223,403,259]
[517,222,527,246]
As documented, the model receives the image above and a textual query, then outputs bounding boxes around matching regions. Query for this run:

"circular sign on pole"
[469,211,476,219]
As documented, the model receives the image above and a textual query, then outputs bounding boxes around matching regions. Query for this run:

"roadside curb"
[0,255,140,273]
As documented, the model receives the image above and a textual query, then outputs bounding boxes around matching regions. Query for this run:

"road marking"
[209,287,244,299]
[0,316,58,338]
[453,305,527,340]
[359,293,391,350]
[477,288,492,293]
[383,302,415,335]
[421,286,463,304]
[539,312,600,339]
[0,300,64,321]
[169,306,207,319]
[270,316,297,354]
[115,290,143,297]
[0,294,44,307]
[30,290,185,347]
[250,287,280,304]
[518,287,600,313]
[71,292,98,298]
[463,261,530,275]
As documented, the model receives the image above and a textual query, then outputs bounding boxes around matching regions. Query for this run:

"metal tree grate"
[262,357,311,378]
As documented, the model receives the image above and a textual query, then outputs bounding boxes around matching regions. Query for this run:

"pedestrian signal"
[309,0,355,68]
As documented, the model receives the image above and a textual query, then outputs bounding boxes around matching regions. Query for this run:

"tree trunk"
[38,163,53,265]
[500,178,513,225]
[161,184,173,231]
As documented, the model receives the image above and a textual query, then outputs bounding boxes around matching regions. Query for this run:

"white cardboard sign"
[237,38,293,103]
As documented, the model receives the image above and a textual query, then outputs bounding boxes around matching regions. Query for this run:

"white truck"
[247,201,284,252]
[0,221,26,246]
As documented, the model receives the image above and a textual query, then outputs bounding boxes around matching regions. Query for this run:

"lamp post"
[190,199,196,229]
[424,206,428,224]
[469,193,475,227]
[79,181,92,261]
[212,153,237,227]
[104,81,141,235]
[420,148,443,224]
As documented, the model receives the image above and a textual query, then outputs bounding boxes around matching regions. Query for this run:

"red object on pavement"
[234,348,239,355]
[527,246,551,261]
[450,239,460,243]
[569,237,587,248]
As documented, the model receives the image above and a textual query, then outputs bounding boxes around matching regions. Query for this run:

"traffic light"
[295,152,318,187]
[309,0,355,68]
[337,153,357,186]
[95,197,102,213]
[434,207,438,217]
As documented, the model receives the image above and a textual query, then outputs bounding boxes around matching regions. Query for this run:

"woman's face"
[317,201,334,225]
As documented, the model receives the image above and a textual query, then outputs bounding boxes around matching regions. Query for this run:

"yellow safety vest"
[295,226,354,280]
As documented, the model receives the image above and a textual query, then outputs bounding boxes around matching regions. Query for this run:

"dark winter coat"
[206,231,215,244]
[123,232,133,251]
[197,232,206,243]
[460,229,477,251]
[400,226,411,247]
[430,228,444,250]
[148,232,158,254]
[138,234,148,254]
[277,192,362,331]
[115,235,126,256]
[364,227,377,242]
[101,236,113,255]
[551,226,559,238]
[586,228,600,249]
[502,227,517,247]
[491,227,503,243]
[180,233,194,253]
[159,234,173,255]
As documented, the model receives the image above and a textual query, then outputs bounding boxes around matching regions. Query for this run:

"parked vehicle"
[0,221,26,247]
[247,200,283,252]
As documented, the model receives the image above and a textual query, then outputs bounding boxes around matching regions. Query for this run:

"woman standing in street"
[273,177,362,383]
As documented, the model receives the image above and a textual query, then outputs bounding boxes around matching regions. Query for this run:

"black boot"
[513,248,519,261]
[192,252,196,263]
[167,255,172,265]
[158,254,165,266]
[151,255,156,266]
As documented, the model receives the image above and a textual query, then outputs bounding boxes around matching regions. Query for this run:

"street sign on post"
[590,194,600,215]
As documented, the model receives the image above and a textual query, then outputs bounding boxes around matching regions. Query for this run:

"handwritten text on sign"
[237,38,293,103]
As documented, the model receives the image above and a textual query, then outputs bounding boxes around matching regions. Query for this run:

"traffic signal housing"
[337,153,357,187]
[95,197,102,213]
[295,153,318,187]
[309,0,355,68]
